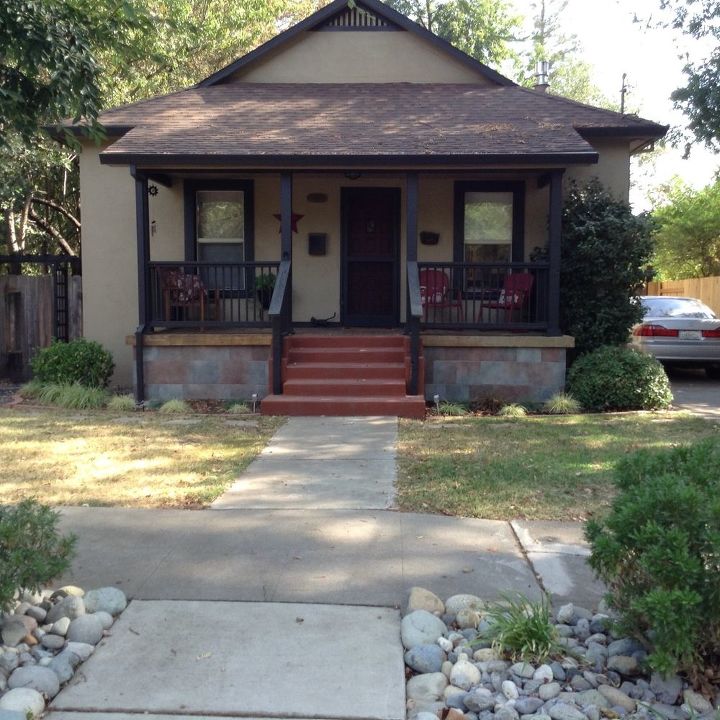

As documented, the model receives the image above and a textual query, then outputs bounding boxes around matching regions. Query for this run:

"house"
[66,0,667,417]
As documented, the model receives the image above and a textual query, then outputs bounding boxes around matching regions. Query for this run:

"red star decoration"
[273,213,304,234]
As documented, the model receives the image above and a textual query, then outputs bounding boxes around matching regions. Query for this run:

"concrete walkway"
[212,416,397,509]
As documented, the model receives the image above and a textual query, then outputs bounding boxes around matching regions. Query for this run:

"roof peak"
[196,0,516,88]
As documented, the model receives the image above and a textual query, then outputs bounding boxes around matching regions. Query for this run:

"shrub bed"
[31,339,114,388]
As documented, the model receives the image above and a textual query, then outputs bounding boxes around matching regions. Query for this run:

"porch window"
[463,192,513,263]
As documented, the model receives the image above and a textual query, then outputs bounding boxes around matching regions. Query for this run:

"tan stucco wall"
[229,31,491,84]
[79,142,137,387]
[566,139,631,201]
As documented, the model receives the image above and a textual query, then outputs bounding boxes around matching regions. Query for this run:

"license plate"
[679,330,702,340]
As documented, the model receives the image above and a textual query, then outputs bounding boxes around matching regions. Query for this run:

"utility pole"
[620,73,628,114]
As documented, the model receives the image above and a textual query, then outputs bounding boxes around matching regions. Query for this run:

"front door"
[341,187,400,327]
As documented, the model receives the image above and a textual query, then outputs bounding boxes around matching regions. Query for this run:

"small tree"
[560,180,654,356]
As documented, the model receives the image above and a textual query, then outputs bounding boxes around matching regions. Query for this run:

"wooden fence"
[0,275,83,381]
[646,276,720,316]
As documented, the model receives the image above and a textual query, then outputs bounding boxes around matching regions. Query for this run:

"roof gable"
[197,0,515,88]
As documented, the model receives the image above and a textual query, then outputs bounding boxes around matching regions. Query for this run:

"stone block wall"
[139,345,269,401]
[424,346,567,403]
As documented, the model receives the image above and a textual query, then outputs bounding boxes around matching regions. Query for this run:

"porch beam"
[147,173,173,188]
[131,165,150,404]
[280,172,293,261]
[406,172,418,262]
[547,169,564,336]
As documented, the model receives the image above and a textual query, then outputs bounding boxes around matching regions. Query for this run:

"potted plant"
[255,273,276,310]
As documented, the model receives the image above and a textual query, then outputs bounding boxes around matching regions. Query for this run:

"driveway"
[668,366,720,420]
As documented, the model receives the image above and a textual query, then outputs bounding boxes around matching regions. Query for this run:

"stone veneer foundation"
[130,333,573,404]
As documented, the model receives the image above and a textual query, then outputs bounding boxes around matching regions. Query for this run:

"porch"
[130,169,569,410]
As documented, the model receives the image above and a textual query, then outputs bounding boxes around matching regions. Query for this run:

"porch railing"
[406,261,423,395]
[416,261,550,331]
[268,260,292,395]
[147,261,280,328]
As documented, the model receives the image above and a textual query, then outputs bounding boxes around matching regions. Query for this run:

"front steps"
[261,334,426,418]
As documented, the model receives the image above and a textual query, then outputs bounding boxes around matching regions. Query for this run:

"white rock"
[556,603,575,624]
[450,653,481,690]
[406,672,449,702]
[502,680,520,700]
[683,690,713,715]
[474,648,500,662]
[83,587,127,616]
[441,660,454,679]
[445,594,483,616]
[401,611,448,650]
[0,688,45,718]
[51,617,71,636]
[437,637,453,653]
[456,608,480,629]
[406,587,445,616]
[534,664,554,683]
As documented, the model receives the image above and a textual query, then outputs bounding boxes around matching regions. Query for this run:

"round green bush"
[31,338,114,388]
[567,345,672,411]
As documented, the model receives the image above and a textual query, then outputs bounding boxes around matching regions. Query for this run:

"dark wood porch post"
[547,169,564,336]
[406,172,418,262]
[131,166,150,404]
[280,172,293,262]
[406,172,420,394]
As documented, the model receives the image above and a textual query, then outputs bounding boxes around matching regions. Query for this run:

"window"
[463,191,513,263]
[185,181,254,292]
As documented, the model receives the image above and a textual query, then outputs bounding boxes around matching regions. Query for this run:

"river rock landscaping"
[403,588,717,720]
[0,584,127,718]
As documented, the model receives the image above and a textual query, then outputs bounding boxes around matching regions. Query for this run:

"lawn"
[0,406,282,508]
[396,411,719,521]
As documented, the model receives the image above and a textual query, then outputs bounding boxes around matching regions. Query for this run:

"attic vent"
[318,4,399,30]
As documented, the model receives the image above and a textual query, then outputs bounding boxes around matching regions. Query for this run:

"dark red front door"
[342,187,400,327]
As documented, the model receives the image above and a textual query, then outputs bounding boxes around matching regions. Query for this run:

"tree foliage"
[651,178,720,279]
[560,180,654,356]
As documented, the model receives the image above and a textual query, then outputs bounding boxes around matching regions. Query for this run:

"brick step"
[283,361,407,381]
[286,347,406,364]
[283,378,407,397]
[260,394,427,419]
[287,335,408,349]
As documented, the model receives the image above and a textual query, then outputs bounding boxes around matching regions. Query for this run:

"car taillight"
[633,324,679,337]
[702,327,720,338]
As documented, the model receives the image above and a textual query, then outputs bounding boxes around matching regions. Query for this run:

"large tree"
[651,178,720,279]
[657,0,720,153]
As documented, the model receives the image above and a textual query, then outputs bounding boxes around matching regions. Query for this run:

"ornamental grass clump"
[543,392,581,415]
[567,345,672,411]
[586,438,720,682]
[158,399,191,414]
[0,499,76,611]
[37,382,108,409]
[478,593,561,664]
[497,403,527,418]
[107,394,136,412]
[438,401,468,416]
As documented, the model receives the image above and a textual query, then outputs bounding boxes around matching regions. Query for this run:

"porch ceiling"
[94,84,665,167]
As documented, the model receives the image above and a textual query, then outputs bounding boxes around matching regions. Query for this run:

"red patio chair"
[161,269,209,321]
[419,268,464,322]
[479,272,534,323]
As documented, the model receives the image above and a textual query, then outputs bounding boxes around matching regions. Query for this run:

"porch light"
[433,393,440,413]
[251,393,258,413]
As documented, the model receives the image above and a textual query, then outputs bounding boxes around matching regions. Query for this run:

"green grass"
[107,394,136,412]
[35,383,108,409]
[397,412,720,520]
[158,399,191,414]
[0,406,283,508]
[227,402,252,414]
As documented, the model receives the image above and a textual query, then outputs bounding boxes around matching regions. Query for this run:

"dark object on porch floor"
[310,313,337,327]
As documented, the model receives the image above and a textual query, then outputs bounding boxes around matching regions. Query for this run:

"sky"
[511,0,719,211]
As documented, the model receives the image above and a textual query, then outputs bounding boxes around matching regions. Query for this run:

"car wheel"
[705,365,720,379]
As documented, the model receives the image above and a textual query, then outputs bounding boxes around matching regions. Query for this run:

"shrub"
[158,399,190,414]
[478,593,561,663]
[543,392,581,415]
[586,439,720,680]
[37,382,108,409]
[0,499,76,611]
[560,180,654,356]
[567,346,672,411]
[107,394,136,412]
[497,403,527,418]
[31,339,114,388]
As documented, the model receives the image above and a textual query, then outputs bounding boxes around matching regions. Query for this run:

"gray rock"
[24,607,46,623]
[465,688,496,713]
[682,690,713,715]
[446,594,484,615]
[406,587,445,616]
[607,639,644,657]
[405,644,446,674]
[66,614,104,646]
[502,680,520,700]
[0,688,45,718]
[487,660,510,673]
[534,664,555,683]
[607,656,639,676]
[575,619,591,641]
[590,615,610,634]
[94,611,113,630]
[539,682,561,701]
[47,655,74,684]
[0,651,19,675]
[40,634,65,650]
[510,662,535,679]
[650,673,682,705]
[571,676,593,692]
[583,706,600,720]
[451,655,481,690]
[556,624,575,637]
[549,704,587,720]
[524,680,543,695]
[64,642,94,661]
[401,611,448,650]
[598,685,636,712]
[407,672,449,702]
[496,707,520,720]
[583,671,600,688]
[556,604,575,624]
[444,685,468,709]
[51,617,71,636]
[647,703,687,720]
[573,690,610,709]
[46,596,84,624]
[457,609,481,629]
[574,607,593,621]
[610,707,627,717]
[8,666,59,698]
[550,662,565,681]
[83,587,127,616]
[0,619,27,648]
[516,698,545,715]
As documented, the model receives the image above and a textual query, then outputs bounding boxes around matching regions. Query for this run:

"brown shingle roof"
[91,84,667,166]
